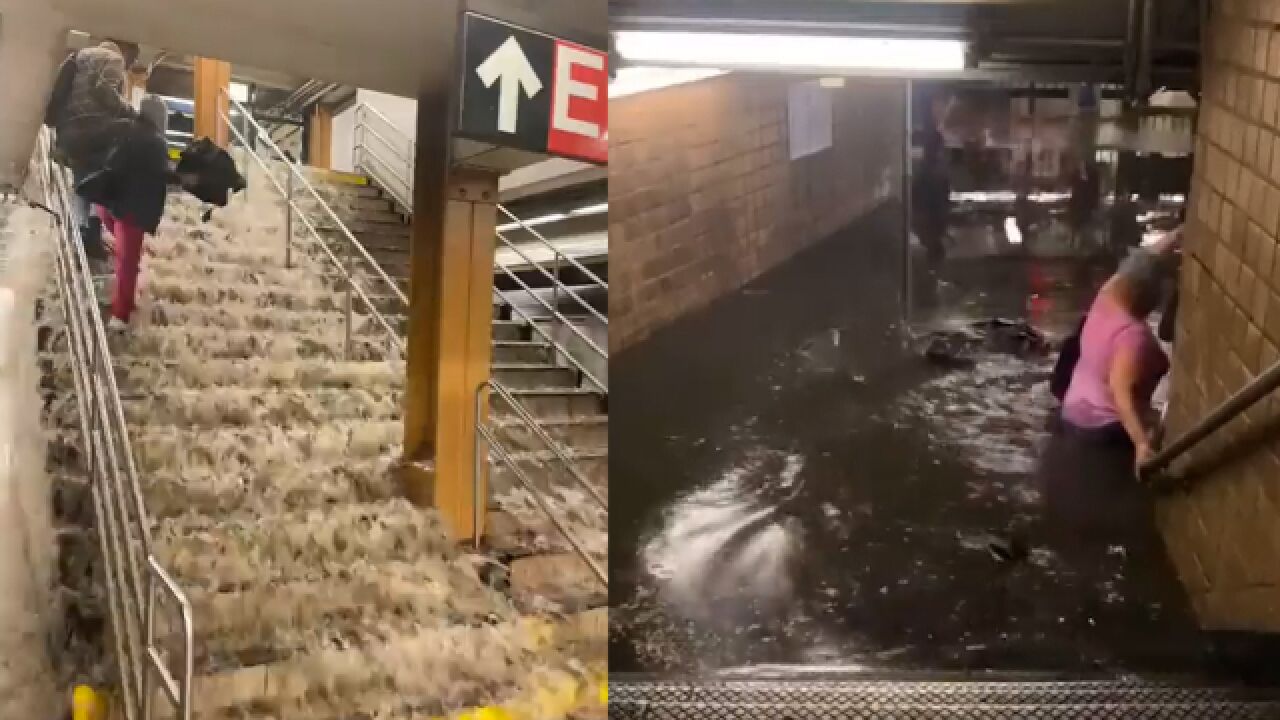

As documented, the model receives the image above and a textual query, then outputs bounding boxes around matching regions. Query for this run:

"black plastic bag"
[175,137,245,207]
[1050,314,1087,402]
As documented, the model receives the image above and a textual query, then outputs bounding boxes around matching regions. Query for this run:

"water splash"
[642,449,806,622]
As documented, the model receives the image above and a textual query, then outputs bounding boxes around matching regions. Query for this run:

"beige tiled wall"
[1159,0,1280,631]
[609,74,905,352]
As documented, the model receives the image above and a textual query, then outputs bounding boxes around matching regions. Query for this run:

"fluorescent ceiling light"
[615,31,966,72]
[497,213,567,233]
[497,201,608,232]
[610,66,727,98]
[570,202,609,217]
[229,82,250,104]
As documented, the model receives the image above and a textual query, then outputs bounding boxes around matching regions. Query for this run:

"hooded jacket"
[54,42,137,176]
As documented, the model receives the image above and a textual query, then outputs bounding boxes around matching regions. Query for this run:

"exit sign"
[458,12,608,165]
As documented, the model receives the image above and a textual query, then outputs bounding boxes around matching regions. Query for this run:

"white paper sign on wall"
[788,80,833,160]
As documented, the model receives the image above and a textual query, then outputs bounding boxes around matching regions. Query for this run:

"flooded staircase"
[307,169,609,607]
[39,120,605,716]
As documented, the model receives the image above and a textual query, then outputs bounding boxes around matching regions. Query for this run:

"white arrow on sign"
[475,36,543,134]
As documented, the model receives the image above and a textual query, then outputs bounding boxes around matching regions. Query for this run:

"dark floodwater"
[610,206,1212,678]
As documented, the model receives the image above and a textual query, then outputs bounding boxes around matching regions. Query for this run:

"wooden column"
[401,14,499,539]
[402,165,499,540]
[192,57,230,146]
[308,105,333,169]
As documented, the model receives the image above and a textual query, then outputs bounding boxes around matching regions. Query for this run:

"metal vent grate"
[610,679,1280,719]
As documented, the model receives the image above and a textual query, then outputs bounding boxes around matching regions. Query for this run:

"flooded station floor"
[610,209,1212,679]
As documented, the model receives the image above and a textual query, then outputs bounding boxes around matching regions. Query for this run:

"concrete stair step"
[142,457,399,520]
[492,388,605,419]
[116,356,401,390]
[139,304,355,334]
[147,277,350,313]
[492,320,533,342]
[311,182,382,199]
[318,208,405,227]
[133,421,400,469]
[509,553,606,613]
[298,193,394,215]
[321,219,410,240]
[145,258,330,291]
[490,450,608,498]
[492,363,582,390]
[152,611,605,719]
[153,499,451,589]
[492,341,553,364]
[341,225,411,249]
[116,386,401,429]
[491,414,608,452]
[110,326,392,363]
[485,495,607,561]
[186,557,507,673]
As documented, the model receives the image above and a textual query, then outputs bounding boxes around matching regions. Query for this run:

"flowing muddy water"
[611,211,1207,678]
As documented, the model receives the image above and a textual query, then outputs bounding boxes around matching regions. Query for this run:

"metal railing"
[217,88,407,360]
[474,381,607,587]
[1141,356,1280,483]
[229,97,605,585]
[352,101,609,393]
[32,129,193,720]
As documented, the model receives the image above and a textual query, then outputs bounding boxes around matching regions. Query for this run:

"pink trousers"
[97,207,145,322]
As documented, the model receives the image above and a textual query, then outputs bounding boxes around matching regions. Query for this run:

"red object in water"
[1026,262,1054,325]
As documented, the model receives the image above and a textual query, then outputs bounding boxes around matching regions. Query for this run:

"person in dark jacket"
[913,129,951,266]
[51,39,140,263]
[76,119,168,325]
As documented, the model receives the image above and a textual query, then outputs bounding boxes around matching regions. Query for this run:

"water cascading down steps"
[41,184,605,718]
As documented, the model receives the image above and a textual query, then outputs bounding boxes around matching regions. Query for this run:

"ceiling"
[610,0,1203,89]
[6,0,607,174]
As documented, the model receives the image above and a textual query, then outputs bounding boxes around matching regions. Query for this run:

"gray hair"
[1116,247,1169,317]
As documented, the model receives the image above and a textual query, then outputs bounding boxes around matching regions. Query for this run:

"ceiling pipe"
[1124,0,1142,104]
[1137,0,1157,104]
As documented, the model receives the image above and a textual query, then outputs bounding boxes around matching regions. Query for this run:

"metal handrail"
[33,129,193,720]
[497,229,608,326]
[222,90,408,308]
[474,382,607,587]
[494,258,608,365]
[487,380,606,510]
[497,204,608,290]
[217,89,406,358]
[355,101,607,291]
[1141,356,1280,482]
[350,105,608,584]
[350,102,609,359]
[350,122,409,210]
[497,285,606,393]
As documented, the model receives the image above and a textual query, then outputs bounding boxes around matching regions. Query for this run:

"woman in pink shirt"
[1061,229,1180,470]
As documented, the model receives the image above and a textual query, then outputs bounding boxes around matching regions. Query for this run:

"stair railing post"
[283,170,294,268]
[343,237,354,360]
[551,253,563,364]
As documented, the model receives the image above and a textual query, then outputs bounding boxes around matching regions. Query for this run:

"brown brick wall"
[610,74,905,351]
[1159,0,1280,632]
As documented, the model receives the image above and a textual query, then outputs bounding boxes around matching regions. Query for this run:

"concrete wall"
[609,74,905,352]
[0,10,72,189]
[329,89,416,173]
[330,104,357,173]
[0,206,58,718]
[1159,0,1280,632]
[328,89,601,199]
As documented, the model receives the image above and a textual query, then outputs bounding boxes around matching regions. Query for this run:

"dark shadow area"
[610,201,1232,680]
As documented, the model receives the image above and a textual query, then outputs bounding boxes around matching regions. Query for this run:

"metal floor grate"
[610,679,1280,719]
